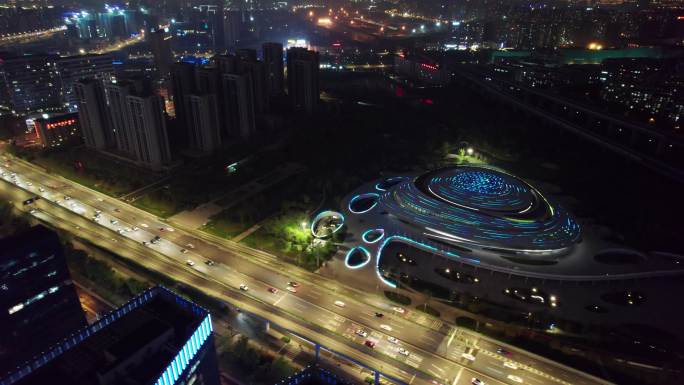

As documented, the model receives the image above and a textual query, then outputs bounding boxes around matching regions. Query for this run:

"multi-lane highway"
[0,154,610,385]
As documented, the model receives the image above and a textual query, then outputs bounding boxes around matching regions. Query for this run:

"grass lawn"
[200,218,246,239]
[132,191,181,218]
[31,147,156,196]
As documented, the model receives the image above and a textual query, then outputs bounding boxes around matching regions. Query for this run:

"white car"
[392,306,406,314]
[132,226,139,231]
[97,197,104,202]
[471,378,485,385]
[387,336,399,344]
[180,248,188,254]
[334,300,346,307]
[504,362,519,370]
[110,219,119,225]
[140,223,149,228]
[186,260,195,266]
[186,243,195,249]
[239,284,249,291]
[507,375,523,383]
[64,196,71,200]
[286,286,297,293]
[462,353,476,361]
[380,324,393,332]
[38,187,45,192]
[26,182,32,186]
[29,209,37,214]
[356,330,368,338]
[398,347,409,356]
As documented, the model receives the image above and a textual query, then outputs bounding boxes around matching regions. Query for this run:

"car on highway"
[110,219,119,225]
[398,347,409,356]
[205,260,215,266]
[334,300,345,308]
[114,208,121,212]
[186,243,195,249]
[117,229,124,234]
[96,197,104,202]
[288,281,300,288]
[507,375,523,383]
[504,362,519,370]
[29,209,37,214]
[267,287,278,294]
[140,223,149,228]
[387,336,399,344]
[497,348,511,356]
[159,227,165,232]
[132,226,139,231]
[142,241,149,246]
[356,330,368,338]
[375,312,384,318]
[94,209,102,214]
[186,260,195,266]
[180,248,188,254]
[392,306,406,314]
[38,187,45,192]
[380,324,392,332]
[471,378,485,385]
[239,284,249,291]
[462,353,476,361]
[26,182,32,186]
[364,340,375,348]
[64,196,71,200]
[286,286,297,293]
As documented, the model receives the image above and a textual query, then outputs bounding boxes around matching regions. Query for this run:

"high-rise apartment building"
[286,47,319,114]
[185,94,221,153]
[0,225,87,377]
[125,93,172,169]
[222,73,256,140]
[56,54,115,111]
[149,29,174,75]
[74,79,112,149]
[0,286,220,385]
[104,80,136,155]
[262,42,284,97]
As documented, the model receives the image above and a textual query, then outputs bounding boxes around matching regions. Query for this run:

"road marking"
[452,367,463,385]
[273,293,287,306]
[409,374,416,384]
[431,363,444,373]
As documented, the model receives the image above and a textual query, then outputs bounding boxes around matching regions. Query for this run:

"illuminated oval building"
[339,166,684,338]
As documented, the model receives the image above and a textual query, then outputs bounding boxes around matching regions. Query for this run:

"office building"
[0,286,220,385]
[0,225,87,377]
[126,93,172,170]
[74,79,112,149]
[185,94,221,153]
[26,112,80,148]
[149,29,174,75]
[0,54,62,114]
[56,54,115,110]
[286,47,319,114]
[222,73,256,140]
[262,42,284,96]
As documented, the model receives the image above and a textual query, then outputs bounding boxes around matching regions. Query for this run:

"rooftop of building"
[1,286,210,385]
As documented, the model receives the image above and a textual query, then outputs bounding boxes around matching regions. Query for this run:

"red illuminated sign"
[420,63,439,71]
[46,119,76,129]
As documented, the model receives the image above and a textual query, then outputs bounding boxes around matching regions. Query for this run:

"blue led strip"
[348,193,380,214]
[344,246,372,269]
[154,314,212,385]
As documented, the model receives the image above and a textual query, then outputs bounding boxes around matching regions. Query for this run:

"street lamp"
[466,147,474,155]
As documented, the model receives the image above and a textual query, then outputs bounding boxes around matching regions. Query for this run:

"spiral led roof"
[378,166,581,253]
